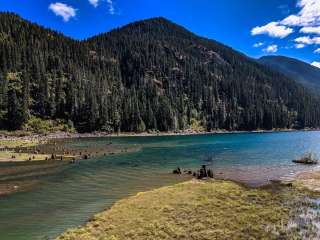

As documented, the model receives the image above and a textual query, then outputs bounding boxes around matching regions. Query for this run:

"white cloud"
[314,48,320,53]
[295,36,320,45]
[300,26,320,34]
[251,0,320,44]
[281,0,320,27]
[253,42,264,48]
[251,22,294,38]
[49,2,76,22]
[107,0,115,15]
[281,15,301,26]
[295,43,306,49]
[311,61,320,68]
[263,44,278,53]
[295,36,313,44]
[89,0,99,7]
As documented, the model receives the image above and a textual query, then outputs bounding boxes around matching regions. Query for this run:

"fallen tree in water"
[292,153,318,165]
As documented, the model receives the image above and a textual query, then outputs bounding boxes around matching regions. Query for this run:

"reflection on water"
[0,131,320,239]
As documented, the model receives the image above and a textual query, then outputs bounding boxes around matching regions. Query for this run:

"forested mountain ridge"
[258,56,320,93]
[0,13,320,132]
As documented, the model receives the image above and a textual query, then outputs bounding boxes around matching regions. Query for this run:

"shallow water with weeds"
[283,196,320,239]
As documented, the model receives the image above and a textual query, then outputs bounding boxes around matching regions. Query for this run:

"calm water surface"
[1,131,320,239]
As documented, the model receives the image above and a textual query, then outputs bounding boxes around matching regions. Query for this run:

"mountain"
[0,13,320,132]
[258,56,320,93]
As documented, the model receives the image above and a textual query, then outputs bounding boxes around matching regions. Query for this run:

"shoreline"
[55,159,320,239]
[1,127,319,142]
[0,128,317,164]
[294,167,320,192]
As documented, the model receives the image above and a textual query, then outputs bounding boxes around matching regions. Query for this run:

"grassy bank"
[57,180,314,240]
[0,116,73,162]
[0,138,51,162]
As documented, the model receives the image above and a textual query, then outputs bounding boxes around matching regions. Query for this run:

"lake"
[0,131,320,240]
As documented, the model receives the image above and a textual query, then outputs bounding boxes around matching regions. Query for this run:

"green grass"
[57,180,298,240]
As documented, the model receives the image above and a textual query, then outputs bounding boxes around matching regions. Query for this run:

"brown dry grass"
[295,170,320,192]
[57,180,293,240]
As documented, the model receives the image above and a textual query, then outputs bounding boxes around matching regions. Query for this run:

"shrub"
[22,116,75,134]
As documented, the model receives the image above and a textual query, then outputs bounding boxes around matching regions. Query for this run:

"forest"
[1,12,320,132]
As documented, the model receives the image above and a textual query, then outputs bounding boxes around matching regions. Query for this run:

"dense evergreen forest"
[0,12,320,133]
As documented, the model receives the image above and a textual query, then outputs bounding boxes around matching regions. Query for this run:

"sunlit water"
[1,131,320,239]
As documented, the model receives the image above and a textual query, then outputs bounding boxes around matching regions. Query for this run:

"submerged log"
[197,165,214,179]
[293,153,318,165]
[172,167,182,174]
[69,159,76,164]
[207,169,214,178]
[198,165,208,179]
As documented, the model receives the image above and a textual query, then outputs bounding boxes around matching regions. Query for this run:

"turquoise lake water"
[1,131,320,239]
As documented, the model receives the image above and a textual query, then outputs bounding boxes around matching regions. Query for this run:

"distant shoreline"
[0,127,318,164]
[1,128,318,142]
[103,128,319,137]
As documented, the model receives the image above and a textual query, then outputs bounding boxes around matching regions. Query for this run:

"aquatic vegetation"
[0,151,50,162]
[279,197,320,239]
[0,138,49,161]
[0,139,42,149]
[57,180,310,240]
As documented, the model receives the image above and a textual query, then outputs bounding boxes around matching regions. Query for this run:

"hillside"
[1,13,320,132]
[258,56,320,93]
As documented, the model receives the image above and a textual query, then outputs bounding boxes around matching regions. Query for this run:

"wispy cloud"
[295,43,306,49]
[89,0,115,14]
[251,22,293,38]
[253,42,264,48]
[314,48,320,53]
[263,44,278,53]
[89,0,99,8]
[278,4,290,15]
[107,0,115,15]
[49,2,76,22]
[311,61,320,68]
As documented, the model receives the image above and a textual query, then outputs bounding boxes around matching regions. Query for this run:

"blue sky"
[1,0,320,66]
